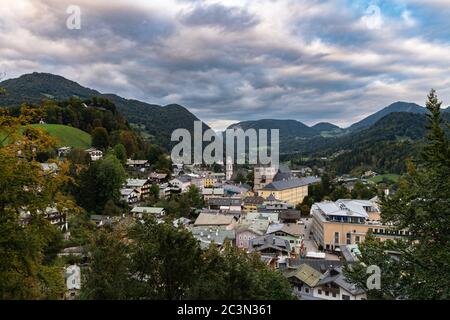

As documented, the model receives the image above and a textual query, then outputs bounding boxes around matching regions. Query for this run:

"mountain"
[0,72,210,148]
[311,122,341,132]
[227,119,317,138]
[348,101,427,132]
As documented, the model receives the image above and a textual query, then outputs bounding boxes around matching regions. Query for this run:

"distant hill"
[311,122,341,132]
[348,101,427,132]
[227,119,317,138]
[31,124,92,149]
[0,72,210,148]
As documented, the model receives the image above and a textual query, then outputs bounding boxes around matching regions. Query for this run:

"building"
[254,165,277,191]
[189,226,236,250]
[125,179,151,200]
[64,265,81,300]
[169,175,192,192]
[244,212,280,224]
[243,196,265,213]
[120,188,140,204]
[225,156,233,181]
[235,220,269,250]
[207,197,242,212]
[130,206,165,219]
[148,172,168,183]
[194,212,238,230]
[249,234,291,256]
[20,207,68,232]
[258,176,320,206]
[202,188,225,201]
[266,223,303,249]
[313,267,367,300]
[310,198,409,251]
[126,159,149,170]
[84,147,103,161]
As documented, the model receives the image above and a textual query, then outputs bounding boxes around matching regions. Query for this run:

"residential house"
[125,178,151,200]
[279,210,302,224]
[64,265,81,300]
[243,212,279,224]
[284,263,323,299]
[207,197,242,212]
[84,147,103,161]
[189,226,236,250]
[173,217,191,228]
[126,159,149,170]
[202,188,225,201]
[20,207,68,232]
[194,212,238,230]
[258,176,320,206]
[313,267,367,300]
[243,196,265,213]
[222,183,252,198]
[249,234,291,256]
[169,175,192,192]
[149,172,168,183]
[235,219,269,250]
[131,206,165,219]
[120,188,140,204]
[90,215,113,227]
[266,223,303,250]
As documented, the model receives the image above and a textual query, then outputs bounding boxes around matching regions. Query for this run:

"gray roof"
[262,176,321,191]
[317,267,366,295]
[249,234,291,253]
[194,213,237,226]
[208,197,242,207]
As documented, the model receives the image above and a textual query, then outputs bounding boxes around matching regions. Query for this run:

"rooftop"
[194,213,237,226]
[261,176,321,191]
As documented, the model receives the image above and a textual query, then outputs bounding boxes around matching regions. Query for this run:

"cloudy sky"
[1,0,450,130]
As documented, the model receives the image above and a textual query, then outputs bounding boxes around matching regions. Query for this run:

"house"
[125,179,151,200]
[258,176,320,206]
[189,226,236,250]
[310,198,410,251]
[249,234,291,256]
[90,215,113,227]
[57,146,72,157]
[194,212,238,230]
[173,217,191,228]
[243,196,265,213]
[202,188,225,201]
[207,197,242,212]
[261,194,295,211]
[313,267,367,300]
[130,206,165,219]
[284,263,323,299]
[84,147,103,161]
[235,220,269,250]
[244,212,279,224]
[40,162,59,174]
[120,188,140,204]
[279,210,302,223]
[126,159,149,170]
[222,183,251,198]
[64,265,81,300]
[20,207,68,232]
[266,223,303,249]
[169,175,192,192]
[149,172,168,183]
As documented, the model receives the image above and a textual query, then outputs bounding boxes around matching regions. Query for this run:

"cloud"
[1,0,450,129]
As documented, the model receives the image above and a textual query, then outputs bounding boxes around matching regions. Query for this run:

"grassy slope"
[369,173,400,184]
[30,124,91,148]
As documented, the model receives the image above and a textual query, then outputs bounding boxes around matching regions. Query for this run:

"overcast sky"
[1,0,450,130]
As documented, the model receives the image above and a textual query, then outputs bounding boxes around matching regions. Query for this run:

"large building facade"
[258,177,320,205]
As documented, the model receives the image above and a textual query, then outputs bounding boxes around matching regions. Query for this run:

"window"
[334,232,339,244]
[318,289,322,295]
[325,291,329,296]
[332,292,337,298]
[355,236,360,244]
[346,233,351,245]
[305,288,309,293]
[342,294,350,300]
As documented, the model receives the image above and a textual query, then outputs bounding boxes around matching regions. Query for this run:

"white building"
[64,264,81,299]
[85,148,103,161]
[226,156,233,181]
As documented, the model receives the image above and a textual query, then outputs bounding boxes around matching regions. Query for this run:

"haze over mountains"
[0,72,448,155]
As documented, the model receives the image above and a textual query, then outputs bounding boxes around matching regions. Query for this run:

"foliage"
[344,90,450,299]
